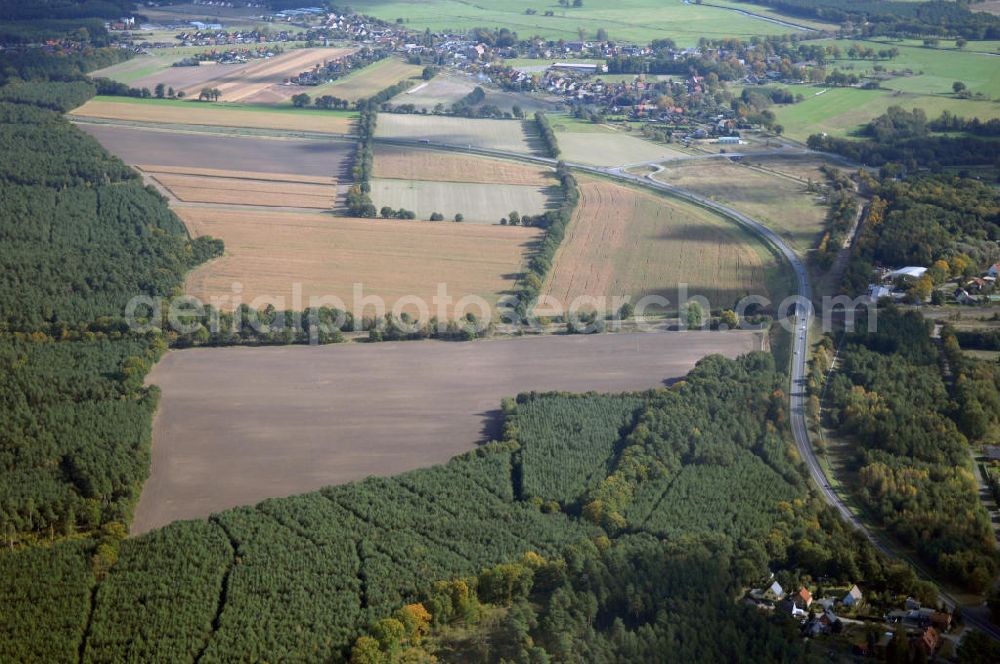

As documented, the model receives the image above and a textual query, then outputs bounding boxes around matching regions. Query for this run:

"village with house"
[747,577,960,658]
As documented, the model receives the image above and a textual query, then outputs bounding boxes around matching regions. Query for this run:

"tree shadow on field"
[478,408,505,442]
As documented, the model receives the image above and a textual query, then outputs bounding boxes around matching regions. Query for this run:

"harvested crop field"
[543,177,774,312]
[78,124,354,179]
[128,47,356,103]
[135,329,764,531]
[179,207,540,314]
[144,169,336,209]
[375,114,540,154]
[309,57,424,102]
[652,159,828,255]
[370,178,556,222]
[373,144,553,185]
[71,97,355,134]
[556,131,688,167]
[395,71,561,113]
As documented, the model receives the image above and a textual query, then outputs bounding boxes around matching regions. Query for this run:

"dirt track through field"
[134,331,763,532]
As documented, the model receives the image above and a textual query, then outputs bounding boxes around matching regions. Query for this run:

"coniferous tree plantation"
[0,56,219,542]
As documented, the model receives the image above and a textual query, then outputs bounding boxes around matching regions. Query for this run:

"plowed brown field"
[148,171,336,208]
[134,330,764,531]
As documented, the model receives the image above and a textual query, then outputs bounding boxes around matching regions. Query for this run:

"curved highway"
[375,136,1000,640]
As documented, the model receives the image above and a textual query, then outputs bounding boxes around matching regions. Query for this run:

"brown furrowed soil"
[373,144,553,185]
[179,207,540,315]
[137,165,336,185]
[543,177,773,312]
[78,124,354,179]
[71,99,355,134]
[134,330,763,532]
[148,171,336,208]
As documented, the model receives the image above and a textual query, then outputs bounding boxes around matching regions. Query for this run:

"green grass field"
[773,87,1000,142]
[815,38,1000,98]
[348,0,811,46]
[747,37,1000,141]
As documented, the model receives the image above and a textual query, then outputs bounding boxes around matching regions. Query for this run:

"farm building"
[717,136,741,145]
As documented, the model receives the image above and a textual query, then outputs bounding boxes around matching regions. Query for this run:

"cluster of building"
[748,580,952,658]
[867,263,1000,305]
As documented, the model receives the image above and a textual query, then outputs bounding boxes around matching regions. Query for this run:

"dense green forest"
[0,0,130,44]
[822,309,998,591]
[3,354,933,661]
[0,100,220,329]
[0,60,220,547]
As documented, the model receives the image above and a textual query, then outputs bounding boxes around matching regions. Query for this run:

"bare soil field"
[138,165,336,185]
[129,47,356,103]
[373,144,553,185]
[556,131,688,167]
[148,171,336,208]
[179,207,540,314]
[370,178,556,222]
[375,114,540,154]
[395,70,562,113]
[71,98,355,134]
[652,159,828,255]
[543,177,773,312]
[309,57,424,102]
[134,329,763,532]
[78,124,354,179]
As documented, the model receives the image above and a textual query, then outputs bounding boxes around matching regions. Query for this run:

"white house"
[842,585,863,607]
